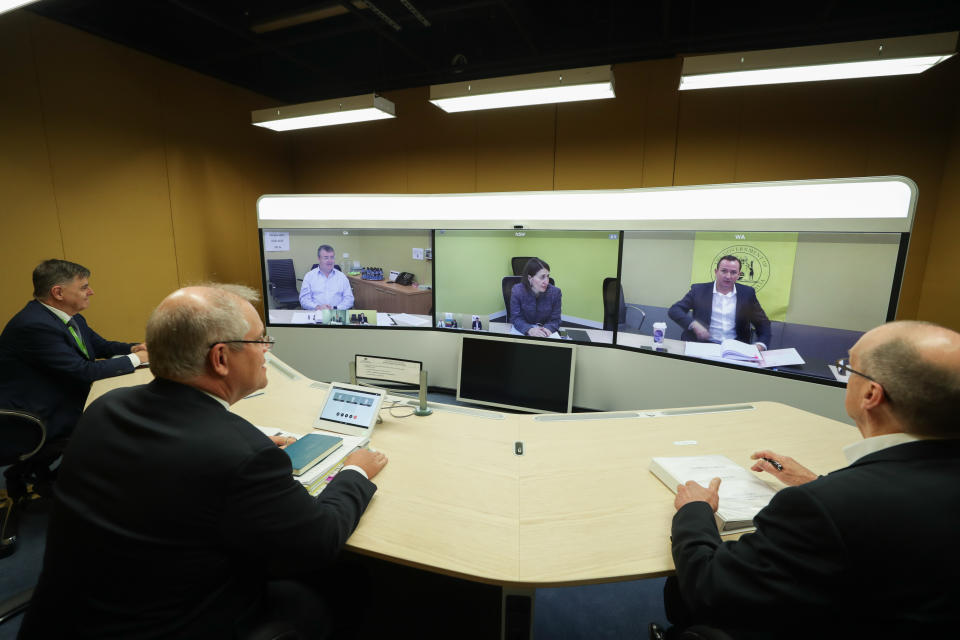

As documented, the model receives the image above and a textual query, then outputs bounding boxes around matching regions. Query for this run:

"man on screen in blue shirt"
[299,244,354,311]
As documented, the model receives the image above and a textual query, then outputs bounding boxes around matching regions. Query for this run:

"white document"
[759,348,805,368]
[391,313,431,327]
[650,455,777,532]
[263,231,290,252]
[290,311,318,324]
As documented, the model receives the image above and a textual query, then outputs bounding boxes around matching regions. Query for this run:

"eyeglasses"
[835,358,891,400]
[209,335,276,350]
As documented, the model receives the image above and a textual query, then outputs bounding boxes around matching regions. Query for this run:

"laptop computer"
[312,381,387,439]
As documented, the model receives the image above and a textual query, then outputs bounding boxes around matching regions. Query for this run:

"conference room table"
[88,355,859,638]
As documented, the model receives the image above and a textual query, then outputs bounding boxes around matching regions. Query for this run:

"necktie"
[66,318,90,359]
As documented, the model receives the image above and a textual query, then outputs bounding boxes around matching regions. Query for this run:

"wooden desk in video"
[347,275,432,315]
[88,356,859,588]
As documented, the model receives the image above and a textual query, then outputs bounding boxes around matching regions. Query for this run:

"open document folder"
[684,340,804,368]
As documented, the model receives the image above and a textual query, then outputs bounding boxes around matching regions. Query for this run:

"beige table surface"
[88,355,859,588]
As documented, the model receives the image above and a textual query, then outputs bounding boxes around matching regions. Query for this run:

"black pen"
[762,457,784,471]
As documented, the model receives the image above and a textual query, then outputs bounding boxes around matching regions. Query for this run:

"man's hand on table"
[674,477,721,512]
[750,450,817,486]
[344,449,388,479]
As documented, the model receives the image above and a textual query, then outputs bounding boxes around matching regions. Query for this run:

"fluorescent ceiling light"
[681,32,957,90]
[430,65,615,113]
[251,94,395,132]
[1,0,40,15]
[257,178,914,226]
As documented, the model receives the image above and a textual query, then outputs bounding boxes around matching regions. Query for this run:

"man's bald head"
[855,321,960,438]
[147,284,260,380]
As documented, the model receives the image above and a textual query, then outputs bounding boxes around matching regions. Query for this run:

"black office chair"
[501,276,523,323]
[510,256,534,276]
[265,259,302,309]
[602,277,646,332]
[1,409,46,559]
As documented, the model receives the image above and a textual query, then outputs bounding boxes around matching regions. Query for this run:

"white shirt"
[708,282,738,343]
[40,300,140,368]
[299,268,355,310]
[843,432,919,465]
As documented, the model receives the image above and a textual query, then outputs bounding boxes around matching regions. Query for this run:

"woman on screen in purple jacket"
[510,257,562,338]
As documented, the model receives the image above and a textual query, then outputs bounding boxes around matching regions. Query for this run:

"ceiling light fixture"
[680,32,958,90]
[251,93,396,132]
[429,65,615,113]
[1,0,40,16]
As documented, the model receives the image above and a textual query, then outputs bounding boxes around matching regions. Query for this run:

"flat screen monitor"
[457,335,576,413]
[260,228,434,329]
[433,229,619,344]
[616,229,907,381]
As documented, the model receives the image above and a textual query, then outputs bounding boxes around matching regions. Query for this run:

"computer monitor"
[457,335,576,413]
[617,229,908,381]
[433,228,619,344]
[260,228,434,329]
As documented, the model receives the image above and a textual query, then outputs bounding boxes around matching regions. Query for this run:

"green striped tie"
[66,318,89,359]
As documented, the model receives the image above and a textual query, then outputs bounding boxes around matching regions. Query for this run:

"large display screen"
[433,229,620,344]
[261,228,434,328]
[457,335,576,413]
[616,230,906,381]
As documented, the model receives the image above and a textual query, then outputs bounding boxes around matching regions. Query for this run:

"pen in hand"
[762,457,784,471]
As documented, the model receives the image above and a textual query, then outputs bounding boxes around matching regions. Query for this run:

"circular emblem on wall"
[709,245,771,292]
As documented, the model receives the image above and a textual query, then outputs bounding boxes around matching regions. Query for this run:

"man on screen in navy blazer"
[668,255,771,349]
[0,259,147,495]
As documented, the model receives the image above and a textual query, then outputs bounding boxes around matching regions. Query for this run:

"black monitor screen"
[457,336,575,413]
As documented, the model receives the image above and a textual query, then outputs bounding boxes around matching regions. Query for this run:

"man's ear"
[861,381,886,410]
[49,285,63,301]
[207,344,230,377]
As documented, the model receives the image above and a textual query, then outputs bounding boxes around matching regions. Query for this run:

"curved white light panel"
[258,178,914,227]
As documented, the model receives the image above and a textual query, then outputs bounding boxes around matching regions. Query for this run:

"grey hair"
[146,284,261,380]
[861,321,960,438]
[33,259,90,299]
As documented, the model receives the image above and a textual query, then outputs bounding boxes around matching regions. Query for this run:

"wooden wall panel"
[0,12,64,322]
[917,96,960,330]
[0,12,293,339]
[475,105,556,192]
[31,18,177,339]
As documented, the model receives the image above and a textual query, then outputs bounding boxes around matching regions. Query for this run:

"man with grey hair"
[300,243,355,310]
[20,284,388,639]
[0,258,146,498]
[655,321,960,638]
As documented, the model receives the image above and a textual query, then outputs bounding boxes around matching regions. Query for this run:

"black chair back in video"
[501,276,523,323]
[266,259,302,309]
[1,409,46,559]
[602,277,646,332]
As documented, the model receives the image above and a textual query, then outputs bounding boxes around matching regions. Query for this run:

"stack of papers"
[256,426,368,496]
[684,342,805,369]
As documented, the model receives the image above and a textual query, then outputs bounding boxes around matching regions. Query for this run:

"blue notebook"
[284,433,344,476]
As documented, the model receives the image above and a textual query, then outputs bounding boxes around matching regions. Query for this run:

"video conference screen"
[260,228,434,328]
[617,230,906,381]
[433,229,620,344]
[259,225,908,385]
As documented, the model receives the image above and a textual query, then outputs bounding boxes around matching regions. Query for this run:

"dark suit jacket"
[667,440,960,638]
[0,300,136,439]
[20,378,377,639]
[667,282,771,346]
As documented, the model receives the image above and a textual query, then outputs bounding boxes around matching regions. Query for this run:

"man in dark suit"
[667,255,771,349]
[0,259,147,496]
[20,284,388,639]
[658,321,960,638]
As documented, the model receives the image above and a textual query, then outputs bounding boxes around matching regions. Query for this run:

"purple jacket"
[510,283,562,335]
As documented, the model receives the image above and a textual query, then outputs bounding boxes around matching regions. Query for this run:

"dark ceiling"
[27,0,960,104]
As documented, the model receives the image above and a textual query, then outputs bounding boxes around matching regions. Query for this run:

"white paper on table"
[758,348,805,368]
[683,342,723,359]
[391,313,430,327]
[290,311,318,324]
[828,364,850,383]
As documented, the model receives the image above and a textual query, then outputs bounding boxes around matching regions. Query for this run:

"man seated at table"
[0,259,147,498]
[667,255,770,350]
[658,321,960,638]
[20,284,388,639]
[300,243,355,310]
